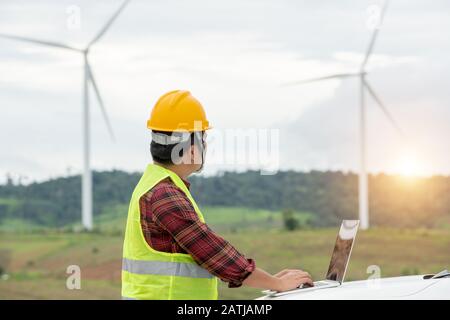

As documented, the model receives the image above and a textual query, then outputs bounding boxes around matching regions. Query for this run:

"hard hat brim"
[147,122,212,132]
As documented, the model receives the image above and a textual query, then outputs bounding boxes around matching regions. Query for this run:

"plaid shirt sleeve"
[143,179,255,288]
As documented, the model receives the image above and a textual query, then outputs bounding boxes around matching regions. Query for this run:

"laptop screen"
[325,220,360,283]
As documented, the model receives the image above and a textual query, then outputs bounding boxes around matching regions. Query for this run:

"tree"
[282,209,299,231]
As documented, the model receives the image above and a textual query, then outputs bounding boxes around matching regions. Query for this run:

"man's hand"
[242,267,313,292]
[274,269,308,278]
[273,269,314,292]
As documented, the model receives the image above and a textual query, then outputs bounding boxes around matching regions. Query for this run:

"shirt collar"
[153,163,191,189]
[181,178,191,189]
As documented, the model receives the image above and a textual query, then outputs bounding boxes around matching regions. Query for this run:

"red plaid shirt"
[139,178,255,288]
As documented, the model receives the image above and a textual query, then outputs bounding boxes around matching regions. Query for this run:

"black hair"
[150,130,204,165]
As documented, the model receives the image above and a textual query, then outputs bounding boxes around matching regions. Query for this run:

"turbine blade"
[363,79,405,138]
[361,0,389,70]
[86,60,116,142]
[281,73,360,87]
[87,0,131,47]
[0,33,81,51]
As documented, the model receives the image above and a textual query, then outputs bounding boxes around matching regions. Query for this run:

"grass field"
[0,207,449,300]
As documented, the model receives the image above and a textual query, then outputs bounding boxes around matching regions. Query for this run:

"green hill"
[1,169,449,229]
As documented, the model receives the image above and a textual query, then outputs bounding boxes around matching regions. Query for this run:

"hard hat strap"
[192,131,206,172]
[151,132,190,145]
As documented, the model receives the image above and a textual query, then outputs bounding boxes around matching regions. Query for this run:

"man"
[122,90,313,300]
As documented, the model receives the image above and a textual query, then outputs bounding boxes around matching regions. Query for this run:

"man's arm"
[150,182,313,291]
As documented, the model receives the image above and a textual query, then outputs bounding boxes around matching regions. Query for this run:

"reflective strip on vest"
[122,258,213,279]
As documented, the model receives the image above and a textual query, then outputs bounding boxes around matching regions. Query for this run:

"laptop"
[262,219,360,297]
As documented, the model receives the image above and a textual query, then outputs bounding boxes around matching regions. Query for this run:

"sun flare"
[394,149,425,177]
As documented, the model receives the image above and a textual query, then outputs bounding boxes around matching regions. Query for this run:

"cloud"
[0,0,449,181]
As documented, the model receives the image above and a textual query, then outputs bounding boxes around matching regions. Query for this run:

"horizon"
[2,166,449,187]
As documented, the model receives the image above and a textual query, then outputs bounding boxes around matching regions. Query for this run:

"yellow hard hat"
[147,90,211,132]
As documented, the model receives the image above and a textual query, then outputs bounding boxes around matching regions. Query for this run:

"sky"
[0,0,449,183]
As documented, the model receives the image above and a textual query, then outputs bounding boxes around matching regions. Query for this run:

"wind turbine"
[283,0,404,230]
[0,0,130,230]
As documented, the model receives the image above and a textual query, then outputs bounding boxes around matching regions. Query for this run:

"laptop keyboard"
[300,281,329,288]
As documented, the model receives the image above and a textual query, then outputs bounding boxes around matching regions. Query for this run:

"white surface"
[256,275,450,300]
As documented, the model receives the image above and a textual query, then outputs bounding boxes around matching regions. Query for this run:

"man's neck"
[155,162,191,181]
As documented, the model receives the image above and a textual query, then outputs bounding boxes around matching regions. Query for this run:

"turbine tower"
[0,0,130,230]
[283,0,404,229]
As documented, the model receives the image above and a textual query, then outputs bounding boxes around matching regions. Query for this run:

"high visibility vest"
[121,164,218,300]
